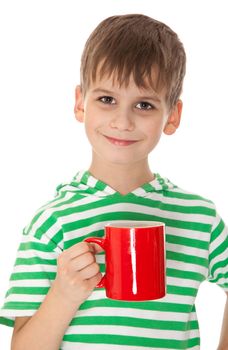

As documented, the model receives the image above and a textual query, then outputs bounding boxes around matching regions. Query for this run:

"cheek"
[84,122,94,141]
[84,116,102,144]
[144,118,164,135]
[84,110,110,137]
[143,120,165,146]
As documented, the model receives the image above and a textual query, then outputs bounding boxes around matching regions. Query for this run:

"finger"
[87,272,103,289]
[79,262,100,280]
[87,242,104,254]
[60,242,91,262]
[70,252,95,271]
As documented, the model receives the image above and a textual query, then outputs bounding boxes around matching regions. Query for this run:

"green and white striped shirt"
[1,170,228,349]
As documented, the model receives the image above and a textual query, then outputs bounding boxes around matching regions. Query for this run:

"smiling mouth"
[103,135,139,146]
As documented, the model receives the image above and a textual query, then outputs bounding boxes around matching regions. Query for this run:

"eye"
[98,96,116,104]
[136,102,155,110]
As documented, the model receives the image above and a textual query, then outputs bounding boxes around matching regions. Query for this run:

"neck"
[88,158,154,195]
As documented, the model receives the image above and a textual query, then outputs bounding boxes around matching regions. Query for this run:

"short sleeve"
[0,212,63,327]
[207,210,228,292]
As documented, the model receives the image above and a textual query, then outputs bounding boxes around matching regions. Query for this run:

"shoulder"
[162,180,217,221]
[22,174,90,249]
[156,173,214,205]
[22,185,73,251]
[163,177,214,205]
[169,184,214,204]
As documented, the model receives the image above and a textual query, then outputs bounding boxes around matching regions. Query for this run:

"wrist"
[50,282,82,313]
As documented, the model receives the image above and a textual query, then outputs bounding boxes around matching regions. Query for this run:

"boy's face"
[74,72,182,167]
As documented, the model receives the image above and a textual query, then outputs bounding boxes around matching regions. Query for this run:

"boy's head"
[74,14,186,170]
[79,13,186,111]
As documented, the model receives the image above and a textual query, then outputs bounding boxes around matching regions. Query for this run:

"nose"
[109,108,135,131]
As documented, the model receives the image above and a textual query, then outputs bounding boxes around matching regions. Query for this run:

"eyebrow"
[91,88,161,103]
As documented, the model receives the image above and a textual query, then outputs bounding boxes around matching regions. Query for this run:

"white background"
[0,0,227,348]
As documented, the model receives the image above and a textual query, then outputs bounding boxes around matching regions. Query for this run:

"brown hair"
[80,14,186,110]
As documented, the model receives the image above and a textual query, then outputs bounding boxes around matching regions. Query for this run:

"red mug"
[85,221,166,301]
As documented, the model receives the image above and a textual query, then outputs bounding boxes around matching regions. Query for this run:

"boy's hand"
[51,241,103,307]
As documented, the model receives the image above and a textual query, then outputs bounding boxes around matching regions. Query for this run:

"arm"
[11,286,81,350]
[217,292,228,350]
[11,242,102,350]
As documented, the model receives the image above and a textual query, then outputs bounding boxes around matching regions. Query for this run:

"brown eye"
[98,96,115,104]
[136,102,154,110]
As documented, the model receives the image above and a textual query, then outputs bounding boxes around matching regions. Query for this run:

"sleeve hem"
[0,309,37,327]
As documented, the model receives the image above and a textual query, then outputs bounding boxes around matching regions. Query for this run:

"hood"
[55,170,177,198]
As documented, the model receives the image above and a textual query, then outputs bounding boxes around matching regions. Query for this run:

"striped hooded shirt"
[0,170,228,349]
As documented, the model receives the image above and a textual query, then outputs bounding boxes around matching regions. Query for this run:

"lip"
[103,135,138,146]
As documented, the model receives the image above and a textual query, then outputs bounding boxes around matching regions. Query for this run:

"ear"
[74,85,85,123]
[163,100,183,135]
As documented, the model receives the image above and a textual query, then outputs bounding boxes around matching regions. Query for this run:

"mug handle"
[84,237,106,288]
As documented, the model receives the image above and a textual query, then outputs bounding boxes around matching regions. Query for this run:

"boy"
[0,13,228,350]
